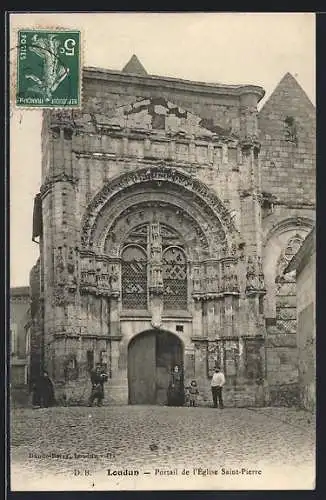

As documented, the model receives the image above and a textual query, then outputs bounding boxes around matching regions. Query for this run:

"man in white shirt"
[210,367,225,409]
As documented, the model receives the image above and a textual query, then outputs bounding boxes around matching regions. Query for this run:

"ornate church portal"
[39,165,267,407]
[30,64,315,407]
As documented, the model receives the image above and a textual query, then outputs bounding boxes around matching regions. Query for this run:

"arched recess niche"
[262,217,314,320]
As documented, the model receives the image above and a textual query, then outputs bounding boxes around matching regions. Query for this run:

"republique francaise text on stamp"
[16,29,81,108]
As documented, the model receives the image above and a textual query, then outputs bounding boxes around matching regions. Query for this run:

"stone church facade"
[29,56,315,406]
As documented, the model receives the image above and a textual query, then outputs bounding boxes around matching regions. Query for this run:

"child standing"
[188,380,199,407]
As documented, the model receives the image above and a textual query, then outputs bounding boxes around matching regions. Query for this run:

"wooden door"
[155,332,183,405]
[128,333,156,404]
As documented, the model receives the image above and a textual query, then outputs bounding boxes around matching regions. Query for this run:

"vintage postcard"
[9,12,316,491]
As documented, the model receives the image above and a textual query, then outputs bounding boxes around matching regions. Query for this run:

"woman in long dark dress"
[167,365,184,406]
[39,371,55,407]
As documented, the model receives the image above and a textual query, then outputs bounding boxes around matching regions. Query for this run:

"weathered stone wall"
[10,288,29,359]
[258,73,315,405]
[296,246,316,411]
[10,287,30,404]
[29,260,43,384]
[82,70,242,132]
[259,72,315,205]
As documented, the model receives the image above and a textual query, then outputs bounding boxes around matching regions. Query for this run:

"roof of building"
[84,65,265,101]
[10,286,30,297]
[284,227,316,275]
[122,54,148,75]
[259,72,315,115]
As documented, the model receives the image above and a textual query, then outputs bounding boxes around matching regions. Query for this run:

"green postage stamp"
[16,29,81,108]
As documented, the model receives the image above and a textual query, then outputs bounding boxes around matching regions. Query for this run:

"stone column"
[148,222,164,328]
[109,258,121,337]
[184,345,196,383]
[239,91,266,340]
[192,300,203,337]
[239,91,262,257]
[110,340,120,378]
[41,111,80,381]
[237,336,246,383]
[223,296,233,337]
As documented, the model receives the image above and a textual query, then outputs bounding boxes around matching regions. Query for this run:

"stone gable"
[258,72,315,206]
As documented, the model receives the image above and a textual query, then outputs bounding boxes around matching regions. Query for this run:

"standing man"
[88,364,108,407]
[211,366,225,409]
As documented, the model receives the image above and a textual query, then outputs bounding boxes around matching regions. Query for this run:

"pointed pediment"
[259,72,315,115]
[122,55,148,75]
[92,97,233,140]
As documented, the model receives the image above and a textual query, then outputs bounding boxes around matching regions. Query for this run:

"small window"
[163,247,187,310]
[284,116,298,144]
[121,245,148,309]
[10,324,18,355]
[259,296,264,315]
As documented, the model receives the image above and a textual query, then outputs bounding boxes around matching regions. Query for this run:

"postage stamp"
[16,29,81,108]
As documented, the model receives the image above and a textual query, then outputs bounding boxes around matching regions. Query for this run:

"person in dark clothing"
[31,381,41,407]
[167,365,184,406]
[188,379,199,407]
[88,365,108,407]
[38,371,55,408]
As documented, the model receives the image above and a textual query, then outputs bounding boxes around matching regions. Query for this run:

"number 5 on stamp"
[16,29,81,108]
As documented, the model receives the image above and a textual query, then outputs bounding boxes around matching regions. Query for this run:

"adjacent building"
[10,287,31,404]
[28,57,315,406]
[284,228,316,411]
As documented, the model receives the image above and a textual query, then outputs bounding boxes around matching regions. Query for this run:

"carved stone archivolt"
[103,200,213,259]
[81,166,239,251]
[76,166,250,305]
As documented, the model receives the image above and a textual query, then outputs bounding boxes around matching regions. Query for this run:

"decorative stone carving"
[148,222,163,295]
[52,246,77,305]
[79,252,119,297]
[221,258,240,294]
[50,109,77,130]
[81,166,238,248]
[52,285,66,306]
[80,252,97,295]
[246,256,266,295]
[108,260,120,298]
[207,341,217,375]
[103,200,211,259]
[192,264,202,295]
[202,261,220,298]
[66,247,77,291]
[95,258,111,297]
[277,234,304,278]
[55,246,65,285]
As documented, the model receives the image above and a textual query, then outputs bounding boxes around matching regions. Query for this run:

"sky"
[9,12,315,287]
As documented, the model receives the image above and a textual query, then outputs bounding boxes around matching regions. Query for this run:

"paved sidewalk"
[10,406,315,491]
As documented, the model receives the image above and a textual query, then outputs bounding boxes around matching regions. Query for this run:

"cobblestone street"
[10,405,315,491]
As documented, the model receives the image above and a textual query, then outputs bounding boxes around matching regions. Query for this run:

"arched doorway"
[128,330,183,405]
